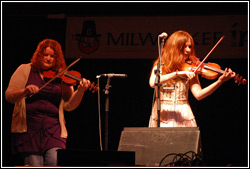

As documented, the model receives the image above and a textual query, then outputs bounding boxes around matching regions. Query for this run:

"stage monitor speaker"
[57,149,135,167]
[118,127,202,167]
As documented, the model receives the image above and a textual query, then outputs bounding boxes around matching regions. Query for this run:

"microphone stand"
[154,37,165,127]
[104,77,111,151]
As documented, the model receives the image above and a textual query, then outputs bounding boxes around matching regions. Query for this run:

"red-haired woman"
[149,30,235,127]
[5,39,91,166]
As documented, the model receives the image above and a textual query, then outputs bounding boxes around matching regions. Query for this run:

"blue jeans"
[23,147,62,166]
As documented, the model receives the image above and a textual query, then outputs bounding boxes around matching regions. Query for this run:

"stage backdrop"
[65,15,247,59]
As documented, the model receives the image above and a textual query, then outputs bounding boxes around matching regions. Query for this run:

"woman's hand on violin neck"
[218,68,236,83]
[77,78,91,92]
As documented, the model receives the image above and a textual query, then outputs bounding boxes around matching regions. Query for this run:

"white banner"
[65,15,248,59]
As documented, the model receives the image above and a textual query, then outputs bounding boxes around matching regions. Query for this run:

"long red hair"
[31,39,66,72]
[152,30,199,75]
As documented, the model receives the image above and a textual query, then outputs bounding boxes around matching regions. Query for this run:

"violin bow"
[27,58,80,98]
[194,35,225,73]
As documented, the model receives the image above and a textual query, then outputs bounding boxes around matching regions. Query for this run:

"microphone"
[159,32,168,39]
[96,73,127,78]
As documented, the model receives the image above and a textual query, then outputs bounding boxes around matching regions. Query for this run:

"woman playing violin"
[149,30,235,127]
[5,39,91,166]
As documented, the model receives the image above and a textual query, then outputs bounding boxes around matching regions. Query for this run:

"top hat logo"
[72,20,101,54]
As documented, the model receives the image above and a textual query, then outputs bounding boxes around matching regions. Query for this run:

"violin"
[43,69,99,93]
[181,60,247,86]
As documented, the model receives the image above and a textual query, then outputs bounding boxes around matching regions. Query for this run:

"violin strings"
[203,64,224,74]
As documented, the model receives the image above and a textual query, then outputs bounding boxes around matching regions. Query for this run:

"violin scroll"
[234,73,247,86]
[88,82,99,93]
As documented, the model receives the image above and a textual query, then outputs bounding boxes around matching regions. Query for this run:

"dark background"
[1,2,248,167]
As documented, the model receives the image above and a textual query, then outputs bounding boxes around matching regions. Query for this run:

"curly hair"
[152,30,199,75]
[31,39,66,72]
